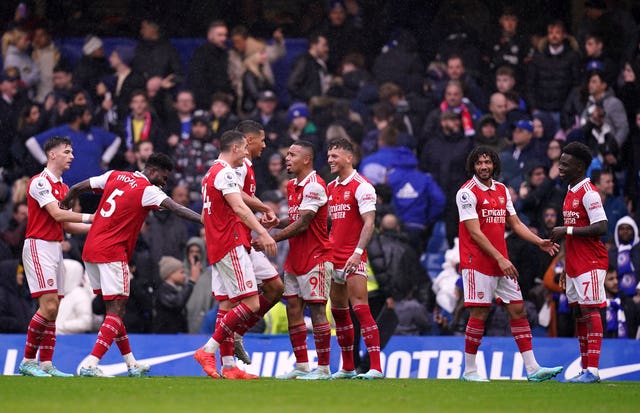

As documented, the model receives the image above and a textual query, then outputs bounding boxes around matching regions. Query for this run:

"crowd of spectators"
[1,1,640,338]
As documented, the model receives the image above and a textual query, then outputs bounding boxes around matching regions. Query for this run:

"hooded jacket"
[0,259,35,332]
[609,216,640,296]
[184,237,214,334]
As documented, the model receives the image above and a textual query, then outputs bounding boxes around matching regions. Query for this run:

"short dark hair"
[496,65,515,78]
[547,19,566,32]
[372,102,395,121]
[220,130,246,152]
[590,168,612,185]
[130,89,148,101]
[235,120,264,137]
[44,136,72,153]
[327,137,354,154]
[308,32,326,46]
[145,153,174,172]
[211,92,232,107]
[562,141,593,171]
[65,105,87,122]
[292,140,315,160]
[230,25,248,38]
[466,146,501,179]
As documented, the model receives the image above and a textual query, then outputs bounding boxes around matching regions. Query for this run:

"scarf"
[606,297,628,338]
[125,111,152,149]
[617,247,638,296]
[440,100,475,136]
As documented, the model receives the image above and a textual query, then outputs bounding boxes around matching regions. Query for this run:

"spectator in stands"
[579,70,628,147]
[172,110,220,204]
[485,6,532,84]
[378,82,420,138]
[616,60,640,125]
[13,101,46,177]
[0,259,35,333]
[488,92,509,140]
[503,90,529,138]
[119,137,150,171]
[432,239,462,334]
[143,184,190,266]
[73,35,111,104]
[42,62,74,127]
[153,256,200,334]
[474,114,509,153]
[0,201,27,259]
[526,20,580,133]
[249,90,287,151]
[372,29,423,92]
[393,292,432,336]
[120,89,167,156]
[184,237,214,334]
[603,266,640,339]
[386,151,446,255]
[532,112,556,145]
[189,20,233,109]
[3,26,40,92]
[443,54,487,112]
[515,161,565,228]
[241,39,276,114]
[0,70,21,170]
[26,105,121,188]
[131,18,184,86]
[286,102,321,160]
[31,25,60,103]
[608,216,640,297]
[421,80,479,151]
[166,90,196,147]
[582,33,617,85]
[591,169,628,245]
[499,119,544,189]
[228,25,285,110]
[419,111,473,247]
[56,259,93,334]
[208,92,238,142]
[286,32,330,103]
[319,0,363,74]
[96,46,146,129]
[567,105,620,175]
[360,126,403,185]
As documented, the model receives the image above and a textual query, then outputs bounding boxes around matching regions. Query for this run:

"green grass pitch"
[1,376,638,413]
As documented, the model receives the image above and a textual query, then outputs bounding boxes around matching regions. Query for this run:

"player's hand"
[344,253,361,275]
[549,226,567,243]
[260,209,279,229]
[498,256,518,279]
[252,232,277,257]
[537,239,560,256]
[558,272,566,290]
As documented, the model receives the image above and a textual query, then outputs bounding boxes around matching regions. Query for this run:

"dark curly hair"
[562,141,593,171]
[465,145,501,179]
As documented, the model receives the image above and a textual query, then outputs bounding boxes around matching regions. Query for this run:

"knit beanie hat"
[159,256,183,280]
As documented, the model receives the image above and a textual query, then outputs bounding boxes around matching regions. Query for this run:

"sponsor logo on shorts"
[572,199,580,208]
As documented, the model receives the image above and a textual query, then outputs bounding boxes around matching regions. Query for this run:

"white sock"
[122,352,137,368]
[203,338,219,354]
[296,362,310,372]
[521,350,541,375]
[464,352,477,374]
[40,361,52,370]
[316,365,330,373]
[85,355,100,368]
[21,357,36,364]
[587,367,599,376]
[222,356,235,368]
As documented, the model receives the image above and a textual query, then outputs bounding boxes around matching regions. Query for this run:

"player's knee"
[40,301,59,320]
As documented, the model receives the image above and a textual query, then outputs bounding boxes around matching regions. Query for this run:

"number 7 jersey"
[82,170,168,263]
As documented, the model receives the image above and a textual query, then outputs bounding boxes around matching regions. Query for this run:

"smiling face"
[558,153,584,185]
[327,146,353,176]
[474,154,494,184]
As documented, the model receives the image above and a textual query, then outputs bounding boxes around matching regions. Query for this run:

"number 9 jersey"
[82,170,168,263]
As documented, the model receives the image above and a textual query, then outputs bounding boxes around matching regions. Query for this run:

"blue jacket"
[386,153,446,228]
[360,146,417,185]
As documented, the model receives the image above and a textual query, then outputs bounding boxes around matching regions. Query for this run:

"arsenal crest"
[344,191,351,200]
[572,199,580,208]
[47,279,54,287]
[246,280,253,288]
[498,196,505,205]
[477,292,484,299]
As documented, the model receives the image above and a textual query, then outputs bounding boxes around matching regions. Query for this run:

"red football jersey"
[328,171,376,268]
[285,171,332,275]
[456,176,516,276]
[82,171,167,263]
[201,160,250,264]
[236,158,257,240]
[562,178,609,277]
[25,169,69,242]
